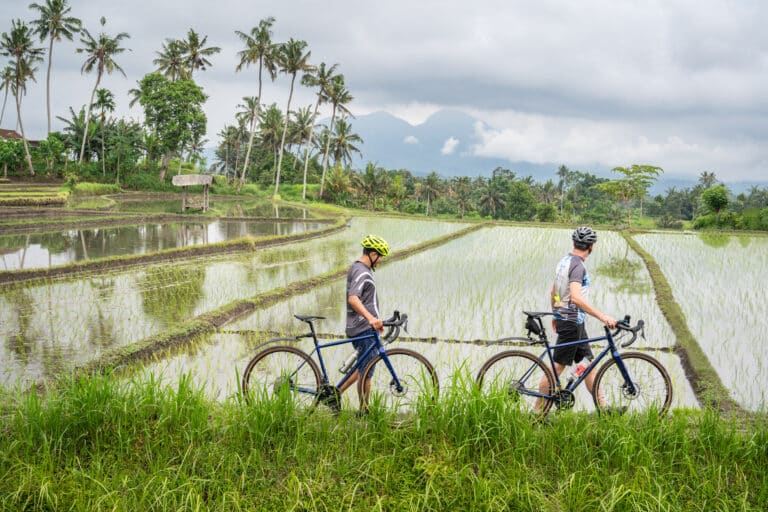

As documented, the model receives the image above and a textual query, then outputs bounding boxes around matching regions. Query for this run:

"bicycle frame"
[286,326,405,399]
[524,326,637,401]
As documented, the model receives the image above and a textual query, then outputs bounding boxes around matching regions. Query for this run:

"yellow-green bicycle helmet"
[361,234,390,257]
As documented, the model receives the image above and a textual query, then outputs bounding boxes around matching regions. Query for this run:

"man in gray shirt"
[334,234,390,410]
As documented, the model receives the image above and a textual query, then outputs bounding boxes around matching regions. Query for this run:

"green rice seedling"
[636,232,768,411]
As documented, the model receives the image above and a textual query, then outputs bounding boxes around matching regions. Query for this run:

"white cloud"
[441,137,459,155]
[403,135,419,144]
[469,113,767,181]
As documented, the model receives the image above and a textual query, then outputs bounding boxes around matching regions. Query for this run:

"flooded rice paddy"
[0,220,327,270]
[140,226,697,410]
[635,232,768,410]
[0,216,466,387]
[2,210,765,413]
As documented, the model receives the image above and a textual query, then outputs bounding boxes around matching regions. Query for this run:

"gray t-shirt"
[346,261,380,337]
[552,253,590,324]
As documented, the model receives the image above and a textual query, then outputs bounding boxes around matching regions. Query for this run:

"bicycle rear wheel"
[592,352,673,416]
[359,348,438,422]
[476,350,556,415]
[241,345,321,411]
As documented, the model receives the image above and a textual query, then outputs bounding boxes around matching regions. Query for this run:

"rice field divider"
[0,213,350,286]
[59,223,486,388]
[622,230,741,414]
[221,328,678,353]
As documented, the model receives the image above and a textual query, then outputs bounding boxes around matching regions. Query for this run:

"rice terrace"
[2,0,768,508]
[0,181,766,510]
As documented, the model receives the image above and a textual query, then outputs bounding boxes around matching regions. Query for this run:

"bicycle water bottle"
[566,357,590,385]
[339,351,358,374]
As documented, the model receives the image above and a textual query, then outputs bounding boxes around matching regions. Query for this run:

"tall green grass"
[1,372,766,511]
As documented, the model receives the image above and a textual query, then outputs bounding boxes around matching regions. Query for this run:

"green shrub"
[738,208,768,231]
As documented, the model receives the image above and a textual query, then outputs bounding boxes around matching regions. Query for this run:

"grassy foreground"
[1,374,766,511]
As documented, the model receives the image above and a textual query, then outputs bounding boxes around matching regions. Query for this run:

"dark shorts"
[553,319,593,366]
[351,329,379,376]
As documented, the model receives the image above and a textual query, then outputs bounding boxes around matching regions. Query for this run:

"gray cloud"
[3,0,767,180]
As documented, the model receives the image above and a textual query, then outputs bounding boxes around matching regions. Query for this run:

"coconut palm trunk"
[301,100,320,200]
[319,104,337,198]
[79,77,99,164]
[45,36,53,134]
[14,90,35,176]
[0,86,8,127]
[273,75,296,196]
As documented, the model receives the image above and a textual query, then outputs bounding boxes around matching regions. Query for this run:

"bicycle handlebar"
[381,310,408,342]
[612,315,645,348]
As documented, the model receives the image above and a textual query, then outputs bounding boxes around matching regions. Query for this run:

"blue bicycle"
[476,311,673,416]
[241,311,439,418]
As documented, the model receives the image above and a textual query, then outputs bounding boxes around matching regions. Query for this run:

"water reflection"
[114,199,311,218]
[0,220,326,270]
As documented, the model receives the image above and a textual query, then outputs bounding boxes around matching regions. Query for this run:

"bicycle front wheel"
[359,348,438,421]
[476,350,556,415]
[241,345,321,410]
[592,352,673,416]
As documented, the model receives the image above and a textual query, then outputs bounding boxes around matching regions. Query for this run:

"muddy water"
[0,220,326,271]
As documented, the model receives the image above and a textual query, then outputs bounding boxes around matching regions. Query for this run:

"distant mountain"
[203,108,767,194]
[348,110,767,193]
[349,109,556,180]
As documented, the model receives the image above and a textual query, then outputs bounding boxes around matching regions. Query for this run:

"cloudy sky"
[3,0,767,182]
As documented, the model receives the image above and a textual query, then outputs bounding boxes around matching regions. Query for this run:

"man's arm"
[568,281,616,328]
[348,295,383,332]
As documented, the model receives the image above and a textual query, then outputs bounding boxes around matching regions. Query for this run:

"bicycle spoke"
[242,346,321,411]
[476,350,555,415]
[593,352,673,416]
[360,348,438,424]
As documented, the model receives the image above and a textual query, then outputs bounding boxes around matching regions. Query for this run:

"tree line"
[1,1,766,230]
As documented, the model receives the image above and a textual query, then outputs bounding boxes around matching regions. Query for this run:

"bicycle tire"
[241,345,321,410]
[359,348,438,422]
[476,350,556,415]
[592,352,673,416]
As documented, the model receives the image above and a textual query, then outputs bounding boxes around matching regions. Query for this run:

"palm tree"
[1,19,45,176]
[0,66,13,126]
[698,171,718,189]
[452,176,473,217]
[235,96,259,180]
[354,162,387,210]
[235,17,277,190]
[258,103,284,182]
[179,29,220,77]
[320,75,352,197]
[29,0,81,134]
[273,38,313,196]
[93,87,114,176]
[76,16,130,164]
[328,117,362,168]
[479,180,506,218]
[299,61,338,199]
[153,39,188,80]
[56,105,91,159]
[325,162,352,203]
[556,164,571,215]
[289,104,314,168]
[421,171,442,216]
